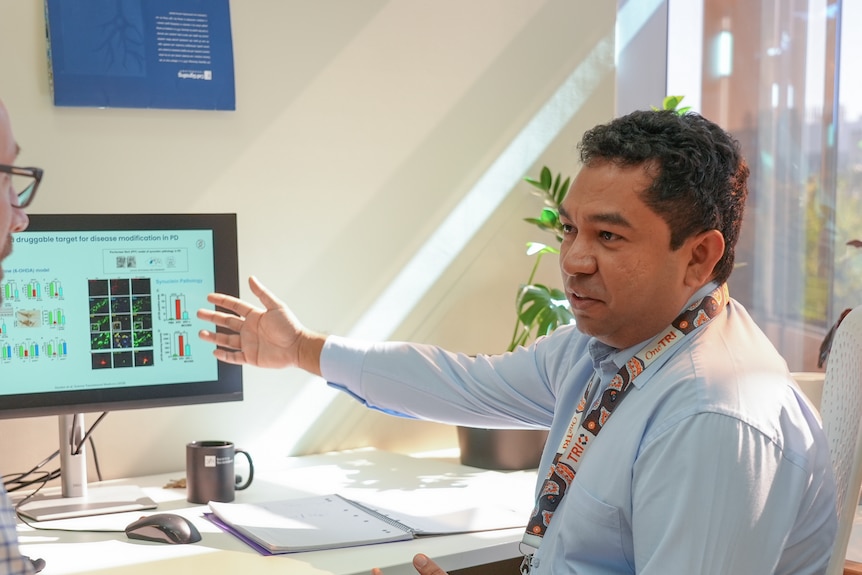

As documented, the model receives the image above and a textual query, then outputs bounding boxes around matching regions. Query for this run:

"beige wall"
[0,1,615,480]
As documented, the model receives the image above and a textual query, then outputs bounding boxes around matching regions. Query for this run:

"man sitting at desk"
[198,109,838,574]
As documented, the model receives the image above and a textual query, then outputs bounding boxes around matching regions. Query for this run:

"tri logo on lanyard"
[520,285,729,562]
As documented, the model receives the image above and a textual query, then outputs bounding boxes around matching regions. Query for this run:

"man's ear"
[684,229,725,287]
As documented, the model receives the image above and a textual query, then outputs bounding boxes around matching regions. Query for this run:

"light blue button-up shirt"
[323,285,837,573]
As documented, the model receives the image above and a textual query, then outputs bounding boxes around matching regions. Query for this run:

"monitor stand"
[16,414,157,522]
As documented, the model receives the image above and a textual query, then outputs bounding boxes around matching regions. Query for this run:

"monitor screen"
[0,213,242,519]
[0,213,241,419]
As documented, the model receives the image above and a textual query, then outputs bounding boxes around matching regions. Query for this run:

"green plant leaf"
[535,304,574,337]
[548,287,568,301]
[509,165,577,351]
[523,216,555,231]
[539,207,558,225]
[516,284,552,324]
[509,283,574,351]
[516,285,572,325]
[524,177,543,190]
[660,95,691,115]
[663,95,684,110]
[540,166,552,191]
[523,216,562,241]
[525,242,558,256]
[554,177,570,205]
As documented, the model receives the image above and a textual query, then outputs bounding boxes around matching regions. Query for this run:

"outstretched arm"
[197,276,326,376]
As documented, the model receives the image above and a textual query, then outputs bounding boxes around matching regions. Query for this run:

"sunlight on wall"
[616,0,665,65]
[269,33,616,455]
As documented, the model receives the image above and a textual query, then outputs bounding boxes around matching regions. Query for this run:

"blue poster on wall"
[45,0,235,110]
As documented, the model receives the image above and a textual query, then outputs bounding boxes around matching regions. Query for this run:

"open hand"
[197,276,323,375]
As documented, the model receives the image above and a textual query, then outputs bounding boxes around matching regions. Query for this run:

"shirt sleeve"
[0,488,36,575]
[631,411,833,574]
[320,335,561,428]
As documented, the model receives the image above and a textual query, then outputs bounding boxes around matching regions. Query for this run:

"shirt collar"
[590,281,721,386]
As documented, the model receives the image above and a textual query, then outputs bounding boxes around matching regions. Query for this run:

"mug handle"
[234,449,254,490]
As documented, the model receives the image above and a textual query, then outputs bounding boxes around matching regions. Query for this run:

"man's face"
[0,100,31,300]
[558,160,701,349]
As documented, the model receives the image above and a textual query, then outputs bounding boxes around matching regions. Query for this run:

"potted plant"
[457,167,574,470]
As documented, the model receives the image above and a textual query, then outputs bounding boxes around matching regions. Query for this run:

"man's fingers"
[413,554,448,575]
[206,292,245,312]
[200,330,242,351]
[198,308,241,329]
[369,554,447,575]
[212,347,248,365]
[248,276,285,310]
[199,278,282,325]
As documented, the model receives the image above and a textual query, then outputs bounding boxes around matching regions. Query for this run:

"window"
[667,0,859,370]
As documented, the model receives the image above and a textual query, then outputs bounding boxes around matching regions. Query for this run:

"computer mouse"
[125,512,202,544]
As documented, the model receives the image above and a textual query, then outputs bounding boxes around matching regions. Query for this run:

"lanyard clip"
[519,541,539,575]
[520,554,533,575]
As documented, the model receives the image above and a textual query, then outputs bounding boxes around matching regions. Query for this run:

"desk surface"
[16,449,536,575]
[20,449,862,574]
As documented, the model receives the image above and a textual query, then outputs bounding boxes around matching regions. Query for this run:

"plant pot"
[456,426,548,470]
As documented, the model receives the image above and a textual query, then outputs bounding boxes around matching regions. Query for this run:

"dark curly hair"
[577,109,749,285]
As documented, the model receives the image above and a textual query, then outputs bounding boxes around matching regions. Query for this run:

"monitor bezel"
[0,212,242,419]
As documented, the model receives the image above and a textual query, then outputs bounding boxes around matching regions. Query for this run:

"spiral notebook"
[208,493,526,554]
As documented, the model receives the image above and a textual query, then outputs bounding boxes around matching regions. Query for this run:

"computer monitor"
[0,213,241,520]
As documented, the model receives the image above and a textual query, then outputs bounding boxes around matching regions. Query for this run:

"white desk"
[16,449,536,575]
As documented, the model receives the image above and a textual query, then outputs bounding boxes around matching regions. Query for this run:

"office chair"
[819,306,862,575]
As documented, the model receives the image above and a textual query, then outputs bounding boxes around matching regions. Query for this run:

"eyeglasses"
[0,164,43,209]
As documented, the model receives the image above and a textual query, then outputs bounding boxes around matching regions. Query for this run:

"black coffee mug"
[186,441,254,504]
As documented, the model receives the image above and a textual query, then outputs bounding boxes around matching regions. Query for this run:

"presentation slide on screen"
[0,229,219,395]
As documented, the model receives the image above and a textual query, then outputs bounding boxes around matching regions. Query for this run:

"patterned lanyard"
[520,284,729,572]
